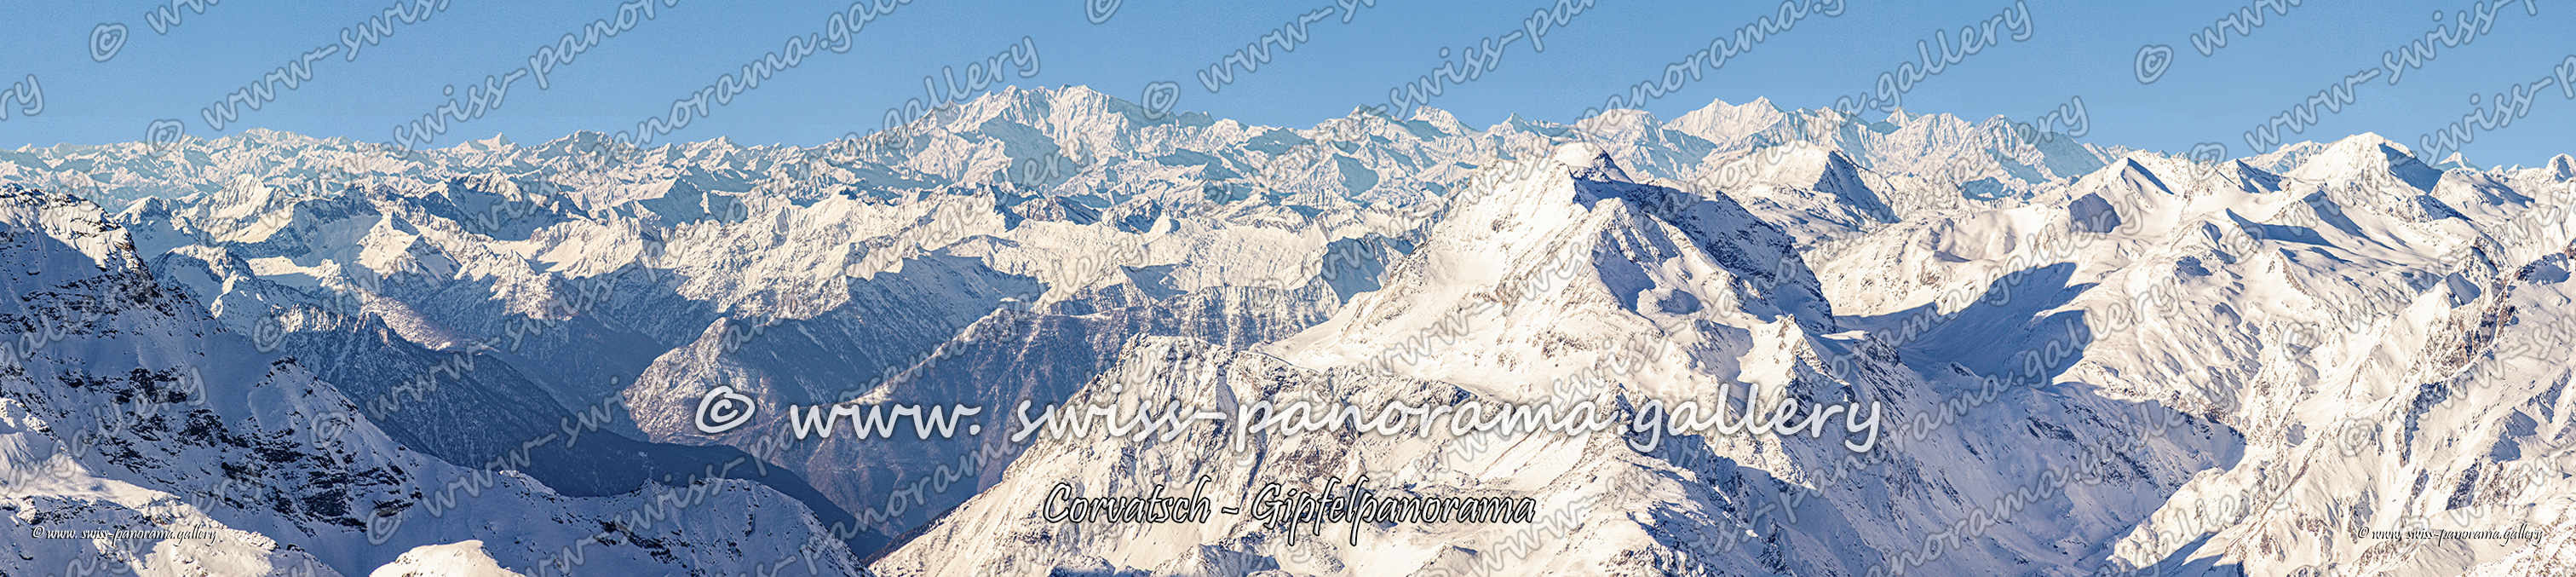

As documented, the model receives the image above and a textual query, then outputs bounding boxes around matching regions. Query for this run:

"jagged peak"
[1498,113,1584,139]
[2433,151,2477,170]
[1882,107,1912,124]
[2077,157,2176,198]
[1406,105,1462,127]
[117,195,172,223]
[2226,159,2286,193]
[689,136,740,152]
[1668,100,1796,149]
[1553,141,1632,183]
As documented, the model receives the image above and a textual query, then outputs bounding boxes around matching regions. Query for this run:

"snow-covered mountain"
[3,85,2572,576]
[0,186,861,577]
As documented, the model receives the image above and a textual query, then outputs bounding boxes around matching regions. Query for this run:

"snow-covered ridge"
[0,185,862,577]
[3,85,2575,575]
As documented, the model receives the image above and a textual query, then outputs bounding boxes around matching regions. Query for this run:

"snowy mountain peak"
[0,190,865,577]
[1275,148,1832,393]
[369,540,528,577]
[16,84,2576,576]
[1884,107,1916,124]
[2434,151,2478,171]
[2092,157,2178,198]
[3,185,132,268]
[1552,141,1632,182]
[1670,98,1792,147]
[2286,132,2442,190]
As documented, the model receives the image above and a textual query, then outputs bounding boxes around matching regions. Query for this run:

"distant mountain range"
[2,86,2571,576]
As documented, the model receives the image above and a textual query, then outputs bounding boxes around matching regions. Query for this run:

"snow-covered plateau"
[2,86,2572,576]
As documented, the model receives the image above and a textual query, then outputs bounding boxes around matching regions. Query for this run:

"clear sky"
[3,0,2570,166]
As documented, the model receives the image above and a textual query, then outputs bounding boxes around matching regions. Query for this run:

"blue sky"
[3,0,2571,166]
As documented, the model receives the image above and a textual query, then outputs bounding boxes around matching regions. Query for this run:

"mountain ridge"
[0,86,2570,575]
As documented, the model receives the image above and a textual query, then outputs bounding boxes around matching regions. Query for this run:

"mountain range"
[2,85,2571,576]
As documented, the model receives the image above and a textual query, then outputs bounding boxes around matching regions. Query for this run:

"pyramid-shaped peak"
[1553,141,1631,182]
[2229,158,2277,178]
[2282,133,2445,188]
[2111,157,2175,195]
[2434,152,2476,170]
